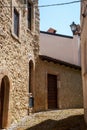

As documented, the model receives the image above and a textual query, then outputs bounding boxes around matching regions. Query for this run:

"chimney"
[47,28,57,34]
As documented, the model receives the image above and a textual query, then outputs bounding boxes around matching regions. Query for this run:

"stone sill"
[27,28,35,36]
[11,33,21,44]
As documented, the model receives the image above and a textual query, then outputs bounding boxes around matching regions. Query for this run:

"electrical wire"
[0,0,82,8]
[38,0,81,8]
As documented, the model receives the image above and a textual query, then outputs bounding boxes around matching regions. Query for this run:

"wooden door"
[47,74,57,109]
[0,76,10,129]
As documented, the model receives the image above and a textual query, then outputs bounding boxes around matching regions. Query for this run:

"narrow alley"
[8,109,86,130]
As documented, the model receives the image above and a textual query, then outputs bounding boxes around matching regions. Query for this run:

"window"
[27,2,32,30]
[14,8,19,37]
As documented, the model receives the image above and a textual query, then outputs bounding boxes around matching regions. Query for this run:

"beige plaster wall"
[35,58,83,111]
[40,32,81,66]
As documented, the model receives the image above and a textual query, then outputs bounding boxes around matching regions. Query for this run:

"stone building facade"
[81,0,87,124]
[0,0,39,129]
[35,56,83,112]
[34,31,83,112]
[0,0,84,129]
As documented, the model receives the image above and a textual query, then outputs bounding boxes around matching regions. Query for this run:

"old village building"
[35,29,83,111]
[0,0,83,129]
[0,0,39,129]
[81,0,87,124]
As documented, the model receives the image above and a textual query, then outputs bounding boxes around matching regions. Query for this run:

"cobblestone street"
[12,109,87,130]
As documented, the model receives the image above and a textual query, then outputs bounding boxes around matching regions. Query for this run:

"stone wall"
[35,58,83,111]
[0,0,39,128]
[81,0,87,124]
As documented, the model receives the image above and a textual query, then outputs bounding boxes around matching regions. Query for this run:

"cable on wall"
[0,0,83,8]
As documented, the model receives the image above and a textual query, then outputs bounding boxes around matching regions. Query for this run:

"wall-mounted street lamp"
[70,21,81,36]
[70,22,77,35]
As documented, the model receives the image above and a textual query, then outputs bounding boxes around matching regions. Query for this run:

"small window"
[14,8,19,37]
[27,2,32,30]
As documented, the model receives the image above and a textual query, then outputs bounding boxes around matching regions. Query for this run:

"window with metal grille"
[27,2,32,30]
[14,8,19,37]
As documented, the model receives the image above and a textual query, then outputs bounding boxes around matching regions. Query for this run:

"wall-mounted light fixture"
[70,22,81,36]
[70,22,77,35]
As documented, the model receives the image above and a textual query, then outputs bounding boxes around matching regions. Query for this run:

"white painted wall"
[39,32,81,66]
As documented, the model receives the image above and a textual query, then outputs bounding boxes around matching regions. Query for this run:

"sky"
[39,0,80,36]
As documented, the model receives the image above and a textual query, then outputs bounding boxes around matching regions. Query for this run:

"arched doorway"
[29,60,33,94]
[0,75,10,129]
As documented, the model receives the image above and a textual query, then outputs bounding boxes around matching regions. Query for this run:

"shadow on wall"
[26,115,87,130]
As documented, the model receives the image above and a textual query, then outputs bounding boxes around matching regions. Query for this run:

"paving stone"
[8,109,86,130]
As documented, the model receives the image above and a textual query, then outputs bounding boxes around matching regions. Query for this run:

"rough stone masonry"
[0,0,39,129]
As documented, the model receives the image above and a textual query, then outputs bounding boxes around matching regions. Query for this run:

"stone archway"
[0,75,10,129]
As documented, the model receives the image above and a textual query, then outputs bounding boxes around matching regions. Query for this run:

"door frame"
[45,72,60,110]
[47,74,58,109]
